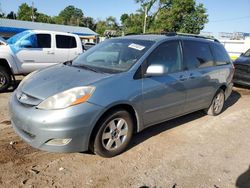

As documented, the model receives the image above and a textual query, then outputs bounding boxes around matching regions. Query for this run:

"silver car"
[9,34,234,157]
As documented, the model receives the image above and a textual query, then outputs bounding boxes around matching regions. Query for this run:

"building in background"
[0,18,99,43]
[219,32,250,40]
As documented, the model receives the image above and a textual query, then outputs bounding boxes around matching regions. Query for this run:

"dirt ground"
[0,83,250,188]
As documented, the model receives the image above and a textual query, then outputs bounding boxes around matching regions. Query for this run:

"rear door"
[15,33,55,73]
[182,40,217,113]
[54,35,80,63]
[141,40,187,126]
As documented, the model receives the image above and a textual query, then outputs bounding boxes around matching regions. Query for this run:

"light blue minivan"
[9,34,234,157]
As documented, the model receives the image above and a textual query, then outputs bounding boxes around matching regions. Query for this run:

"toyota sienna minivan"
[9,33,234,157]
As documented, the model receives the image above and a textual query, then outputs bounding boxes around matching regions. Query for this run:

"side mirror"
[20,40,32,48]
[145,64,168,77]
[240,53,244,56]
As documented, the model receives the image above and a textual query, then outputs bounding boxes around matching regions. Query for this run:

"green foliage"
[36,13,54,23]
[83,17,96,31]
[96,20,107,36]
[156,0,208,34]
[96,17,119,36]
[120,12,144,34]
[17,3,37,21]
[58,5,84,26]
[129,0,208,34]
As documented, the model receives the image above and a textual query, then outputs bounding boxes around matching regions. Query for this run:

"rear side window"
[183,40,214,69]
[147,41,182,74]
[210,43,231,65]
[56,35,77,49]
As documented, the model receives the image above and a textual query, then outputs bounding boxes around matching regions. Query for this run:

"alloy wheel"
[101,118,128,151]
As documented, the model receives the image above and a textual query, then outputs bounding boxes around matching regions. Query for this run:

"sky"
[0,0,250,34]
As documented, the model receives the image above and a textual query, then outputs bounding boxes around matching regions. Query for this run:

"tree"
[120,12,144,34]
[58,5,84,26]
[83,17,96,31]
[6,11,17,19]
[134,0,208,34]
[95,17,119,36]
[36,13,54,23]
[17,3,37,21]
[95,20,106,36]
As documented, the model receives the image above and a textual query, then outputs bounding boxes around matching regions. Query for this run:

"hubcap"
[0,73,6,87]
[102,118,128,151]
[213,92,224,113]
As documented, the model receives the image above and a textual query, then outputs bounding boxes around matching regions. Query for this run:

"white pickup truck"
[0,30,84,92]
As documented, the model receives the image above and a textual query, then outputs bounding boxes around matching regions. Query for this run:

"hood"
[234,56,250,65]
[21,64,112,100]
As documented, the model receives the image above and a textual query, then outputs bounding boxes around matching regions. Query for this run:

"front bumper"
[9,92,104,153]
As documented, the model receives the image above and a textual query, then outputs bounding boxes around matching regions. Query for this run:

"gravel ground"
[0,84,250,188]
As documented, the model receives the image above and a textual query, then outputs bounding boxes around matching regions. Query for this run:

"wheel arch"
[88,103,140,150]
[0,58,13,74]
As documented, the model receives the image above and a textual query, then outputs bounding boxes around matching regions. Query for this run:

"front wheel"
[205,89,225,116]
[0,66,11,92]
[92,109,134,158]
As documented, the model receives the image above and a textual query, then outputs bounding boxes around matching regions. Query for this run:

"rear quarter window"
[210,43,231,65]
[56,35,77,49]
[183,40,214,70]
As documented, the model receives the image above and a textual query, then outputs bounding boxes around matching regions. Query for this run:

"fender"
[0,52,19,74]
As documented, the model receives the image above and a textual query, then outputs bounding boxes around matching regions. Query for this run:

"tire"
[205,89,225,116]
[0,66,11,92]
[92,109,134,158]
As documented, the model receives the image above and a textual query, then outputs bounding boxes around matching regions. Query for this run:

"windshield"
[243,49,250,57]
[72,39,154,73]
[7,31,31,45]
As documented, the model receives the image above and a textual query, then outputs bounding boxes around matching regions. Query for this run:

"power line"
[210,16,250,23]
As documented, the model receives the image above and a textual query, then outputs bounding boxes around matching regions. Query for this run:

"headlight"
[37,86,95,110]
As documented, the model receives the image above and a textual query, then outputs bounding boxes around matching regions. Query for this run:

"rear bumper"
[9,92,104,153]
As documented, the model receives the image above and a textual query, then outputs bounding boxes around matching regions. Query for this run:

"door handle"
[47,51,55,55]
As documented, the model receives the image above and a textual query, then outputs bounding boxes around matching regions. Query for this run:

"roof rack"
[125,32,220,43]
[173,32,220,43]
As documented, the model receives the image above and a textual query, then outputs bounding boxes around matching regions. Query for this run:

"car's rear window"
[183,40,214,69]
[56,35,77,49]
[210,43,231,65]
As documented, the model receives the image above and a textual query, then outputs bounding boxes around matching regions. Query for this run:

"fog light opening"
[45,138,72,146]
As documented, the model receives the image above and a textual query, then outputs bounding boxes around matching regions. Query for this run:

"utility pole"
[143,5,148,34]
[31,1,34,22]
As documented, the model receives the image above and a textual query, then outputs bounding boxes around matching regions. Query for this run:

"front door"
[142,40,187,126]
[15,33,55,74]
